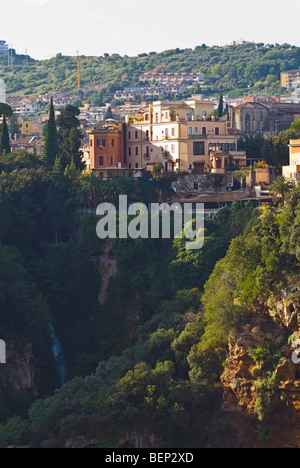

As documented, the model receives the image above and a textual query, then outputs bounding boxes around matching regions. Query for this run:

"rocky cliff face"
[92,240,117,305]
[0,339,37,396]
[221,287,300,448]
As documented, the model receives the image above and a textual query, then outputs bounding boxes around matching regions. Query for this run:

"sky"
[2,0,300,60]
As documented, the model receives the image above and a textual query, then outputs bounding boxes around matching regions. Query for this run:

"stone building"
[230,102,300,135]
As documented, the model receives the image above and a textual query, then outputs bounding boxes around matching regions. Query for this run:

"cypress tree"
[44,98,58,166]
[217,95,224,118]
[0,115,11,154]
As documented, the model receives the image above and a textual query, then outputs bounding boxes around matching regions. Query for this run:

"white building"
[7,98,37,114]
[282,140,300,182]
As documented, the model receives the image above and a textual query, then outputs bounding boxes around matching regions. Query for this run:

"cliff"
[221,285,300,447]
[0,339,37,396]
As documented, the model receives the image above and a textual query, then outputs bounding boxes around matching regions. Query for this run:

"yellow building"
[281,70,300,89]
[282,140,300,181]
[18,120,34,135]
[126,99,246,173]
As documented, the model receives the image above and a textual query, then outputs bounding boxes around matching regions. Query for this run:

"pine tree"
[217,95,224,118]
[0,115,11,154]
[44,98,58,166]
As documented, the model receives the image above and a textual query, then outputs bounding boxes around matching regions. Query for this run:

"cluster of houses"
[3,64,300,211]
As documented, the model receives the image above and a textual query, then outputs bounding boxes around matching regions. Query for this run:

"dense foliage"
[2,145,300,446]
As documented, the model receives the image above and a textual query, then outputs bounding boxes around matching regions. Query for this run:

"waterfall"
[49,323,67,386]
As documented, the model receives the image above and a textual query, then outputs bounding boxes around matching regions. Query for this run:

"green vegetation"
[2,143,300,446]
[44,98,58,166]
[0,116,11,154]
[0,42,298,102]
[238,122,300,165]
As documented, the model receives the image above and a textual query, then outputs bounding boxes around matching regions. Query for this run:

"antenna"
[77,51,80,90]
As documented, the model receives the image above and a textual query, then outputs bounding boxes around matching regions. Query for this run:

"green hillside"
[0,42,299,102]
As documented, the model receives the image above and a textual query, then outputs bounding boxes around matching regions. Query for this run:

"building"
[114,84,187,101]
[282,140,300,182]
[243,95,281,104]
[18,119,34,135]
[281,69,300,89]
[0,41,8,54]
[230,101,300,135]
[88,121,127,175]
[11,136,44,156]
[7,97,37,114]
[139,72,205,85]
[126,99,246,173]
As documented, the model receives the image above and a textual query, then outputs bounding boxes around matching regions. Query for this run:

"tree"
[233,166,252,189]
[269,176,294,203]
[0,115,11,154]
[0,103,13,118]
[103,106,114,121]
[44,98,58,167]
[56,105,84,171]
[217,95,224,118]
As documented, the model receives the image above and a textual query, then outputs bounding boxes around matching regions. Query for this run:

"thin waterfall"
[49,323,67,386]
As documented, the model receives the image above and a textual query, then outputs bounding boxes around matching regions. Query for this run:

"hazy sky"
[2,0,300,60]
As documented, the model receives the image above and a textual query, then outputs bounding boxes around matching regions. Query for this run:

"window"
[208,143,236,153]
[194,183,199,190]
[193,142,205,156]
[128,131,131,139]
[97,139,105,147]
[171,127,175,136]
[135,147,139,155]
[215,127,220,135]
[128,147,132,156]
[135,131,138,139]
[110,156,113,166]
[111,139,114,147]
[90,139,93,147]
[189,127,193,136]
[129,163,132,168]
[171,144,175,153]
[99,156,104,166]
[202,127,207,135]
[135,163,139,168]
[194,127,198,134]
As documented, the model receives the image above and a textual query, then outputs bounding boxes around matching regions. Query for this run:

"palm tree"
[99,180,123,205]
[233,166,252,189]
[79,173,101,209]
[269,176,294,203]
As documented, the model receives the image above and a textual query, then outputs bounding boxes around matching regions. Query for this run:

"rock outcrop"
[221,289,300,447]
[0,339,37,396]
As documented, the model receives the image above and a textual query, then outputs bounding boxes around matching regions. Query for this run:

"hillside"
[0,42,299,102]
[2,151,300,447]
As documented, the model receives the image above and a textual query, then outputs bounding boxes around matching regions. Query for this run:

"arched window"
[245,114,251,133]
